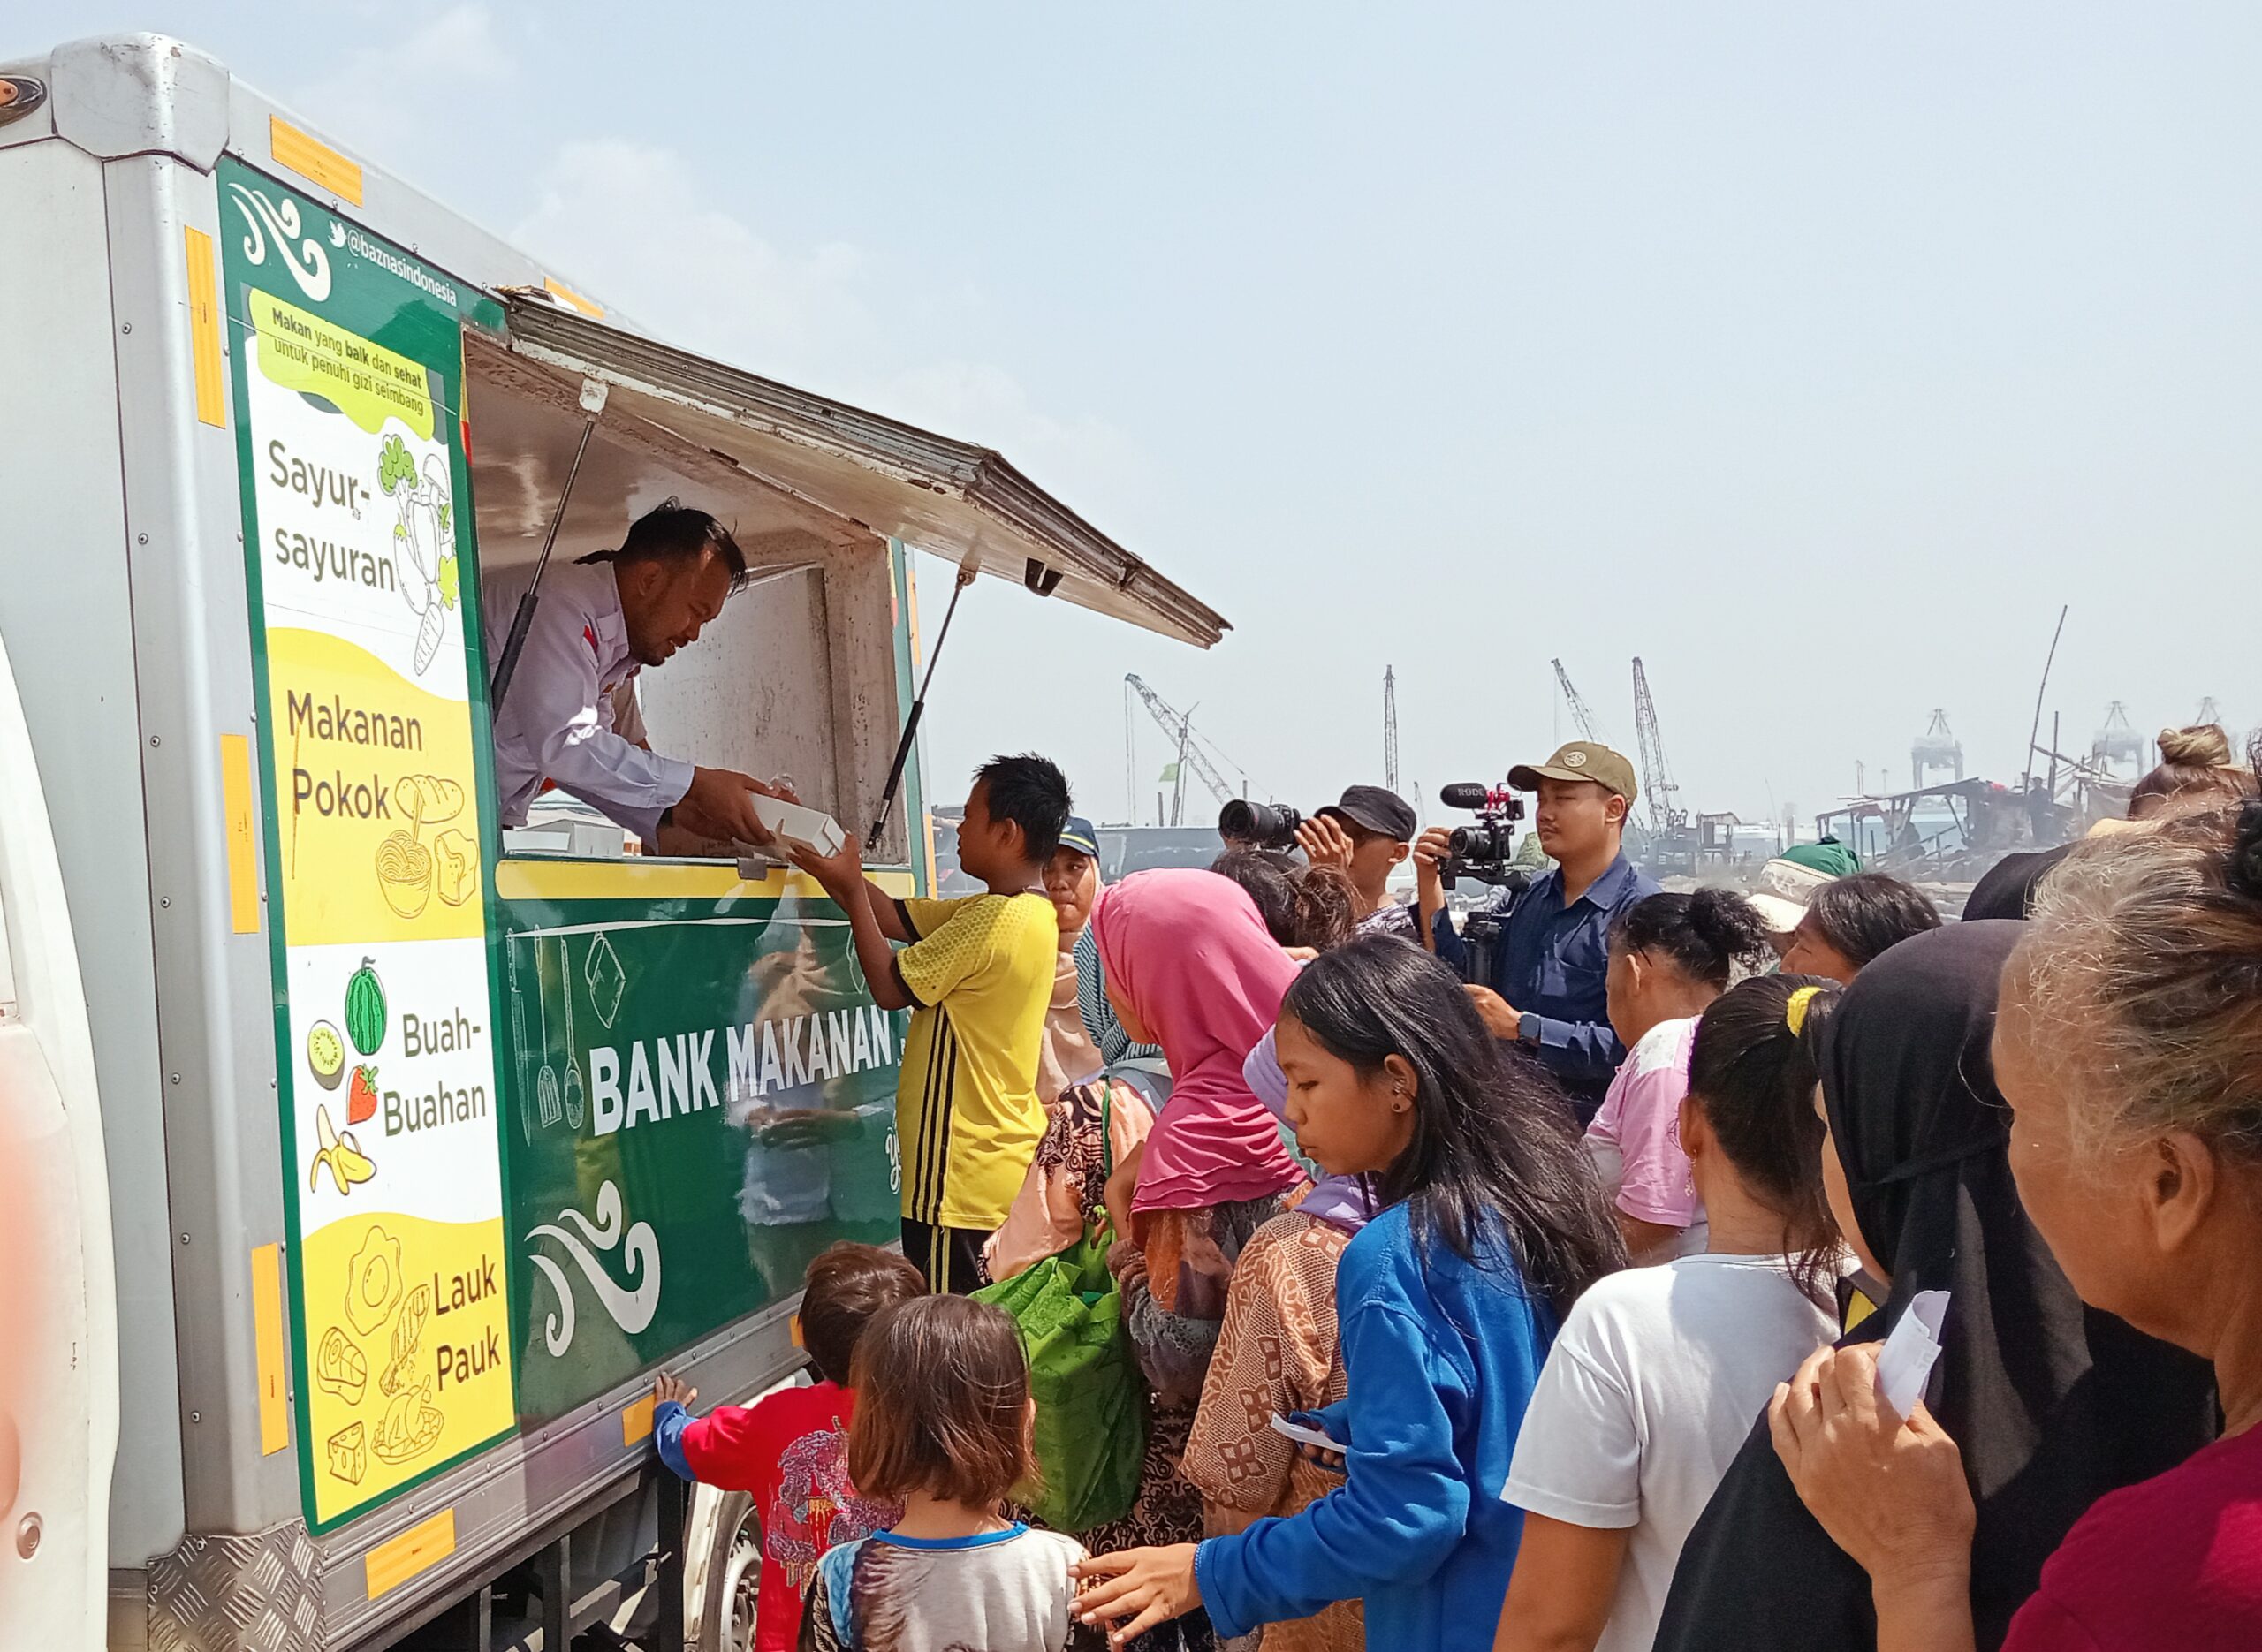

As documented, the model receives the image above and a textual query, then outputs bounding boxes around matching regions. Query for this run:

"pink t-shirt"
[2002,1420,2262,1651]
[1583,1018,1702,1236]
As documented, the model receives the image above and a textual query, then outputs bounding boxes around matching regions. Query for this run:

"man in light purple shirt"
[483,501,783,852]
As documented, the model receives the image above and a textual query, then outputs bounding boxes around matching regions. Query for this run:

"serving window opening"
[461,334,909,867]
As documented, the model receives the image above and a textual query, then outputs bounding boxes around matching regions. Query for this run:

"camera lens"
[1218,799,1302,849]
[1449,823,1510,863]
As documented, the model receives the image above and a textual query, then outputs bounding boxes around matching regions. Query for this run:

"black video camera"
[1437,782,1529,890]
[1218,799,1304,851]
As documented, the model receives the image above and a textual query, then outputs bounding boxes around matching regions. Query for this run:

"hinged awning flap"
[499,296,1227,648]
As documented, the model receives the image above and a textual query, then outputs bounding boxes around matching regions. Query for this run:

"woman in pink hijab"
[1090,869,1309,1408]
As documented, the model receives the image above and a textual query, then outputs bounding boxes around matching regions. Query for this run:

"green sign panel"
[497,884,902,1422]
[220,155,517,1530]
[220,156,907,1523]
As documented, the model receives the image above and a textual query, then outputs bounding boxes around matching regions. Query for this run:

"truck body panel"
[0,31,1223,1650]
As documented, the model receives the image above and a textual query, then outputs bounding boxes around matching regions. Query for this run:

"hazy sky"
[21,4,2260,830]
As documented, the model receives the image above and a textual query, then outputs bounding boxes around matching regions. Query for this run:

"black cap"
[1319,784,1417,842]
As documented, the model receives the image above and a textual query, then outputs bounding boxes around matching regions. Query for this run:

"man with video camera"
[1416,741,1660,1122]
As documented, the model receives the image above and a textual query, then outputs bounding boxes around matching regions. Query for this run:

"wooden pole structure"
[2022,605,2069,792]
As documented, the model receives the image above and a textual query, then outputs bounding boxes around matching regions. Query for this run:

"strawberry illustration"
[347,1065,379,1125]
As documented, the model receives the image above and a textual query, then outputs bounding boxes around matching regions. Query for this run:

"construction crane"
[1629,657,1686,834]
[1384,666,1400,793]
[1552,659,1600,743]
[1124,675,1238,821]
[1912,709,1963,788]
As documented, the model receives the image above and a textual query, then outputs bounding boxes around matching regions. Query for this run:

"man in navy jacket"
[1420,742,1660,1121]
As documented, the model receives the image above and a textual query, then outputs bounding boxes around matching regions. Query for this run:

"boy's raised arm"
[867,880,914,943]
[789,837,917,1011]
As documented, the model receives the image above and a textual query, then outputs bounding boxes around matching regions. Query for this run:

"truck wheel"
[696,1489,762,1652]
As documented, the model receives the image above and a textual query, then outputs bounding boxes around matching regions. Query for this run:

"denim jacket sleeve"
[1429,906,1469,977]
[653,1400,697,1481]
[1523,1012,1625,1085]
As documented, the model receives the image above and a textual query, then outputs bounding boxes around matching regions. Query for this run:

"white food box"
[748,792,847,859]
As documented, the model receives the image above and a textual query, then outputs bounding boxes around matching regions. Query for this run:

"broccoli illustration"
[437,554,459,610]
[378,433,417,496]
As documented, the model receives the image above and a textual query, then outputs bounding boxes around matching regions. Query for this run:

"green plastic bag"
[971,1091,1147,1533]
[974,1227,1146,1532]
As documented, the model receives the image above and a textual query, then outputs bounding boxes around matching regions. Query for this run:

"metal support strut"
[868,559,979,844]
[489,377,609,716]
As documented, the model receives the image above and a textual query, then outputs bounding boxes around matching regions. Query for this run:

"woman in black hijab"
[1652,921,2215,1652]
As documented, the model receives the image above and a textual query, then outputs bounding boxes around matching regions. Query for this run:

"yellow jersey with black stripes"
[893,891,1059,1228]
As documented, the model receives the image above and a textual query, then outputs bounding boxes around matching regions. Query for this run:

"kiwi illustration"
[307,1020,347,1090]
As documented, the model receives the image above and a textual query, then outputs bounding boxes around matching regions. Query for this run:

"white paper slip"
[1875,1290,1949,1420]
[1269,1413,1347,1453]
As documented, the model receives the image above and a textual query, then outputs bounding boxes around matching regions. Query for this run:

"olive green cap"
[1507,741,1639,803]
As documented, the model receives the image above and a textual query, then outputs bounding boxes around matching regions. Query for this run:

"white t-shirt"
[1500,1252,1840,1652]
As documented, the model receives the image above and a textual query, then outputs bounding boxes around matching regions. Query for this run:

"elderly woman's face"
[1994,970,2179,1342]
[1042,847,1099,943]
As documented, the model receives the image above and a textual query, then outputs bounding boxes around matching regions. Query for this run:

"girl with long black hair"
[1074,938,1623,1652]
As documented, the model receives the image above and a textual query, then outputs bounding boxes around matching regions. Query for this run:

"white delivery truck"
[0,33,1226,1652]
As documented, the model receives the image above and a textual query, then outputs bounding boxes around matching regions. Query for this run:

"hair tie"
[2231,799,2262,901]
[1785,984,1822,1037]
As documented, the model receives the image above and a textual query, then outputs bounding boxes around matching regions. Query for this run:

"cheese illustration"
[326,1421,367,1485]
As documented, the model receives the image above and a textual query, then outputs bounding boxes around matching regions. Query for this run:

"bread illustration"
[434,827,479,906]
[396,775,466,828]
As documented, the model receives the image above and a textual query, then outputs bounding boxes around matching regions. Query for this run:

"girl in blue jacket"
[1075,937,1625,1652]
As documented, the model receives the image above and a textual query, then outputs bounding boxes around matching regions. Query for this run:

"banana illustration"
[310,1102,377,1194]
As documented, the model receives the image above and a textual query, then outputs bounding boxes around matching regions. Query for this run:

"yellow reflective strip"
[495,859,916,904]
[184,226,225,428]
[542,276,604,317]
[220,734,261,934]
[269,115,363,205]
[251,1243,289,1455]
[1843,1287,1878,1333]
[621,1393,656,1446]
[366,1508,455,1600]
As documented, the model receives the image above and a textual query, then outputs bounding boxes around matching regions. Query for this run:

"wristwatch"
[1516,1012,1539,1043]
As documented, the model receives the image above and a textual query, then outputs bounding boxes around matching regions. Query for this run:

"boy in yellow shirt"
[792,754,1070,1292]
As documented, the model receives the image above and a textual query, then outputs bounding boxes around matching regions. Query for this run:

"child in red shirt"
[654,1243,925,1652]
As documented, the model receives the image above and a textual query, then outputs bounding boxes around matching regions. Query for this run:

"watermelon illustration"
[345,959,386,1056]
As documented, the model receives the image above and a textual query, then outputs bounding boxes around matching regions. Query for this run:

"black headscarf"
[1654,921,2217,1652]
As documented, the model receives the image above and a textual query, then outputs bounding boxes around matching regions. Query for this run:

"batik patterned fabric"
[1182,1214,1364,1652]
